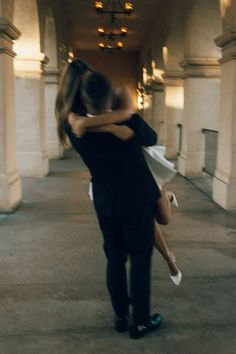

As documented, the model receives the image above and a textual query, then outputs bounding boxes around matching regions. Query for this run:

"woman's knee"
[154,209,171,225]
[156,214,170,225]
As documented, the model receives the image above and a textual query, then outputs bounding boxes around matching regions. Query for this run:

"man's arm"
[68,110,132,137]
[88,124,134,141]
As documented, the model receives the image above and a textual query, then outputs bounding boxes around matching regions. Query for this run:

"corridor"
[0,149,235,354]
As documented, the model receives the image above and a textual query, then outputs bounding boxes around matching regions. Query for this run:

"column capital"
[144,79,164,92]
[163,71,184,86]
[180,58,221,78]
[14,52,46,73]
[215,27,236,63]
[0,19,20,57]
[44,67,60,84]
[0,18,21,40]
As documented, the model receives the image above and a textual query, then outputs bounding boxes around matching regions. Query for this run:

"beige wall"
[75,50,139,110]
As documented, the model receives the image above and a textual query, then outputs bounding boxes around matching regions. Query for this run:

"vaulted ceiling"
[60,0,167,51]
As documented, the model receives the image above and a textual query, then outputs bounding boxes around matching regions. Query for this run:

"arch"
[13,0,41,56]
[44,7,58,68]
[220,0,236,33]
[0,0,14,20]
[163,11,184,72]
[183,0,222,58]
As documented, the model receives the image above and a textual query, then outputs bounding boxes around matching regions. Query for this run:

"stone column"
[213,28,236,209]
[0,19,21,212]
[152,82,166,145]
[164,71,184,158]
[142,94,154,128]
[14,53,49,177]
[178,59,221,175]
[44,67,62,159]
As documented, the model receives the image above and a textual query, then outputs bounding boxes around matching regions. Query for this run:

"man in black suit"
[65,72,163,339]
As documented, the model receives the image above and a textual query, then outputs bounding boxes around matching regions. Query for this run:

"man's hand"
[110,124,134,141]
[68,113,86,138]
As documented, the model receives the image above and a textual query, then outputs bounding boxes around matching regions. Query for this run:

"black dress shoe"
[129,313,163,339]
[114,315,128,333]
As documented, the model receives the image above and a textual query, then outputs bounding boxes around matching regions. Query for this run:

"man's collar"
[86,109,112,118]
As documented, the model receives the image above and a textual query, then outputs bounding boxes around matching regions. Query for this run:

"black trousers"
[97,208,154,325]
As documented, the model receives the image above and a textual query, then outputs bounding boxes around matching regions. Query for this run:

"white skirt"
[142,145,176,188]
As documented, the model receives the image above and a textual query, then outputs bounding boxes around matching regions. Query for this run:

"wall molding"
[0,18,20,40]
[215,27,236,64]
[180,58,221,78]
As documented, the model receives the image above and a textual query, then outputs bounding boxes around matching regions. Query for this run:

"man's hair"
[80,71,112,112]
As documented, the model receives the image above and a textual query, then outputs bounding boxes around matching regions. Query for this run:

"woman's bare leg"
[154,223,179,276]
[154,188,171,225]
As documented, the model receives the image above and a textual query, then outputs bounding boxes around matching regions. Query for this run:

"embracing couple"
[55,58,181,339]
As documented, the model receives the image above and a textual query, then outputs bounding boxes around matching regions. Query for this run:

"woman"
[55,58,181,285]
[56,58,134,146]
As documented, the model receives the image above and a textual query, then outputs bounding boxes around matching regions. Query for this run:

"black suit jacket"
[65,113,161,218]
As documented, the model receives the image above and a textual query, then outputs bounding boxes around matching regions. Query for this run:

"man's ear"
[81,92,88,105]
[81,95,88,105]
[82,71,92,80]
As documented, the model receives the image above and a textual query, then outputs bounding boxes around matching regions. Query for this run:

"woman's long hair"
[55,58,93,145]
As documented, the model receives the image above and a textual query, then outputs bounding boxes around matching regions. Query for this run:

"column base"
[17,151,49,177]
[178,153,187,176]
[0,170,21,213]
[166,150,178,159]
[46,141,63,160]
[178,152,204,176]
[213,169,236,209]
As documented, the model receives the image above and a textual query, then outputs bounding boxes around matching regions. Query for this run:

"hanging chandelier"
[97,26,128,39]
[95,1,134,16]
[97,25,126,51]
[94,0,134,51]
[98,41,124,51]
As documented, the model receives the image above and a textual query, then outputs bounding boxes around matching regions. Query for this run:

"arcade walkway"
[0,149,235,354]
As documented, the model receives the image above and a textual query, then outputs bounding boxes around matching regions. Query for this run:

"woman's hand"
[68,113,86,138]
[109,124,134,141]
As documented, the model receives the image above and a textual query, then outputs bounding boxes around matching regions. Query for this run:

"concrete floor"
[0,149,236,354]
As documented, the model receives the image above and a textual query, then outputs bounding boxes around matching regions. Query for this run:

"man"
[65,71,163,339]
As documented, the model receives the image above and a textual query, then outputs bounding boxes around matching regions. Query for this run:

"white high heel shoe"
[169,270,182,286]
[168,252,182,286]
[168,191,178,207]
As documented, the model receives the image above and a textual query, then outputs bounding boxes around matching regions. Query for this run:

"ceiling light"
[95,1,104,12]
[98,41,124,51]
[123,2,133,14]
[98,42,105,49]
[116,41,124,49]
[97,26,105,35]
[94,1,134,16]
[97,26,128,39]
[120,27,128,36]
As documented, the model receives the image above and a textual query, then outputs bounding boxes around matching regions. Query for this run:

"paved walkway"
[0,149,235,354]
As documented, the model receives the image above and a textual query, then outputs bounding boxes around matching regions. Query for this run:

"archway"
[44,7,62,159]
[13,0,48,177]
